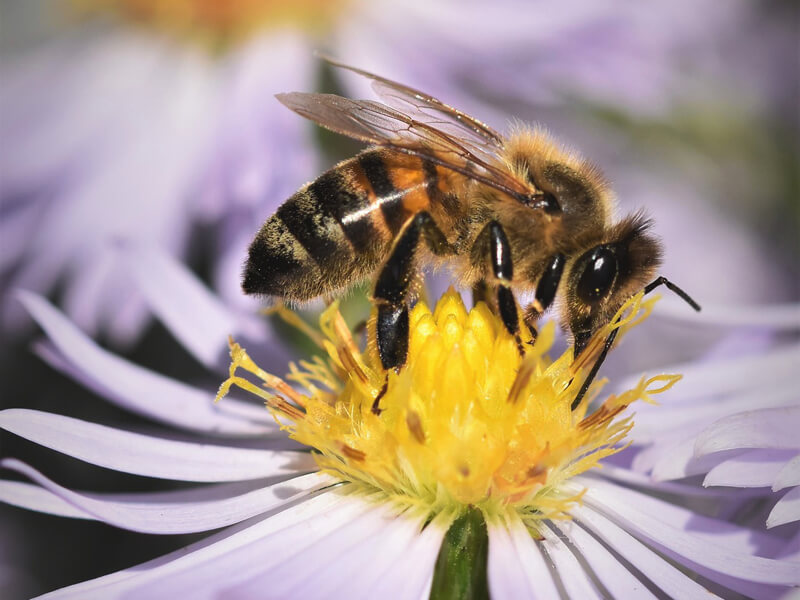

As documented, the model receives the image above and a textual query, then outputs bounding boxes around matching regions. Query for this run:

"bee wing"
[277,91,531,200]
[320,55,505,150]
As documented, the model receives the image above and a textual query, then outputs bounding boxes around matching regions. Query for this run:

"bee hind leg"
[373,212,455,373]
[471,280,493,310]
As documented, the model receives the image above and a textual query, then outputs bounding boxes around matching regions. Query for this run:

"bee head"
[563,214,662,356]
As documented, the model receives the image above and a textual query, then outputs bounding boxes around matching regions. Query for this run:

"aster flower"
[1,258,798,598]
[2,0,791,343]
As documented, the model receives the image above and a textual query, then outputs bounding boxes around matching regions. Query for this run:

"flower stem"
[429,507,489,600]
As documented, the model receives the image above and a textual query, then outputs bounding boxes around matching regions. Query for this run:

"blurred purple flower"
[2,0,792,346]
[1,252,799,598]
[0,22,316,343]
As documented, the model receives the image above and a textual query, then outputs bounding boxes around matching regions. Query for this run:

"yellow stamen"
[218,288,680,532]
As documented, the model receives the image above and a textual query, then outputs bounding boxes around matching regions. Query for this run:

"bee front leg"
[522,253,566,343]
[471,221,525,354]
[373,212,454,372]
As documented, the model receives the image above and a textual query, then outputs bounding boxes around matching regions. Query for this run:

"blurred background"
[0,1,797,597]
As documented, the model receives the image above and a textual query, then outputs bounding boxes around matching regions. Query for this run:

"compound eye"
[576,246,618,303]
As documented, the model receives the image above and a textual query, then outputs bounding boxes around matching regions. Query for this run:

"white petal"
[324,510,442,599]
[226,504,440,600]
[704,449,796,488]
[598,462,764,498]
[0,409,314,482]
[120,490,370,599]
[571,504,721,599]
[774,455,800,491]
[1,459,330,534]
[359,512,444,600]
[35,490,348,599]
[539,524,603,599]
[767,487,800,528]
[487,520,534,599]
[0,480,91,520]
[571,476,800,585]
[124,245,266,369]
[184,504,398,598]
[488,515,559,599]
[695,407,800,455]
[20,291,275,437]
[634,430,745,482]
[553,520,657,599]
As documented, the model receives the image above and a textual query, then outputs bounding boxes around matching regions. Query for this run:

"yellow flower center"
[218,289,680,531]
[70,0,350,48]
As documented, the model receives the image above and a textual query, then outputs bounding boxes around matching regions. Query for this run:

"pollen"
[217,289,680,532]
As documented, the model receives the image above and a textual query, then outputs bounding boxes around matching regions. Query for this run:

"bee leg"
[475,221,525,354]
[472,280,492,309]
[373,212,454,374]
[523,253,566,344]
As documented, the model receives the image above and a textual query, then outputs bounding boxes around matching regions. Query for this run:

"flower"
[1,265,798,598]
[2,0,792,343]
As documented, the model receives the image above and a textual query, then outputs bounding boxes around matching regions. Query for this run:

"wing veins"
[277,91,529,200]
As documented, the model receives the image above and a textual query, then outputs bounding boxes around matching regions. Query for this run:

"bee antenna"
[570,327,618,411]
[644,276,701,312]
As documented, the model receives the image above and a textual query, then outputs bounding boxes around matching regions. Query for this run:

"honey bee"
[244,58,700,403]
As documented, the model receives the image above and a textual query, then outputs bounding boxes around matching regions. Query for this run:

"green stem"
[429,507,490,600]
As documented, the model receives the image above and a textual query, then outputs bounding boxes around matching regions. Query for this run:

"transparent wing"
[321,55,505,153]
[276,91,531,200]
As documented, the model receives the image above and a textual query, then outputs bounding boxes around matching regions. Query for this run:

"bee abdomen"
[243,165,386,301]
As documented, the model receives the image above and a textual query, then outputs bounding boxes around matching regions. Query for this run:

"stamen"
[406,411,426,444]
[265,302,325,348]
[340,443,366,462]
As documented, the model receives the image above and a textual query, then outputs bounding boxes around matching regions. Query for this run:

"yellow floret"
[217,289,680,532]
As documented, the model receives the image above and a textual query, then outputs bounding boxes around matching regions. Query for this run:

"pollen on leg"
[217,288,679,533]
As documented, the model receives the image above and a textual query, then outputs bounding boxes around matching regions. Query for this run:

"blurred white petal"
[124,244,267,368]
[773,456,800,492]
[19,291,275,436]
[768,487,800,529]
[0,480,92,520]
[695,407,800,455]
[704,450,797,488]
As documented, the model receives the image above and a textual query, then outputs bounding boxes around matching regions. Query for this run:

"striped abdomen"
[243,149,456,301]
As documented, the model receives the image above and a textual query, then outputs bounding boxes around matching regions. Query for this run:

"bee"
[243,58,700,404]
